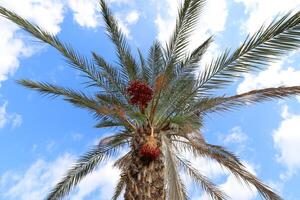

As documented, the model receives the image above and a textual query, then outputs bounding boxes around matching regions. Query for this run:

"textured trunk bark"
[124,128,165,200]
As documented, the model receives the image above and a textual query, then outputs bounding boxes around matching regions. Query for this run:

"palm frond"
[95,120,124,128]
[97,132,132,147]
[18,79,99,112]
[92,52,128,97]
[113,151,132,170]
[46,134,129,200]
[204,143,244,166]
[171,132,243,167]
[176,155,228,200]
[99,0,138,81]
[155,77,197,128]
[137,48,150,82]
[172,11,300,117]
[184,138,282,200]
[179,36,213,73]
[162,135,189,200]
[197,11,300,94]
[166,0,206,65]
[196,86,300,115]
[96,93,129,111]
[112,172,127,200]
[148,41,165,83]
[0,6,103,88]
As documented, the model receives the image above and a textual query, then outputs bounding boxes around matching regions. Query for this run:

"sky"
[1,0,300,199]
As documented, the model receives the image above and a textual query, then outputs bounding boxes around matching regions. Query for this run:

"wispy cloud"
[71,132,84,141]
[69,159,120,200]
[0,102,8,128]
[234,0,300,34]
[0,0,64,34]
[273,105,300,181]
[0,153,75,200]
[0,0,65,86]
[221,126,248,145]
[67,0,100,28]
[0,0,140,87]
[0,152,120,200]
[114,9,141,39]
[125,10,140,25]
[0,19,33,85]
[237,57,300,102]
[0,101,22,130]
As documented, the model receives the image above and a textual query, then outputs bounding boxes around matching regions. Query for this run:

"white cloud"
[197,0,227,34]
[0,101,22,130]
[0,0,65,86]
[126,10,140,25]
[273,105,300,179]
[154,0,182,44]
[46,140,57,153]
[107,0,133,5]
[72,132,84,141]
[67,0,139,29]
[0,153,121,200]
[67,0,139,39]
[114,10,141,39]
[234,0,300,34]
[67,0,100,28]
[0,0,64,35]
[221,126,248,144]
[0,19,32,85]
[11,113,22,129]
[154,14,174,45]
[70,160,120,200]
[0,102,8,128]
[186,156,224,182]
[237,60,300,96]
[0,0,140,86]
[0,154,75,200]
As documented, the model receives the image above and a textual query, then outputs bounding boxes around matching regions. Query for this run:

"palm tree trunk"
[124,128,165,200]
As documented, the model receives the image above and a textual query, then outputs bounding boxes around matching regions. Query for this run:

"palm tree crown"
[2,0,300,199]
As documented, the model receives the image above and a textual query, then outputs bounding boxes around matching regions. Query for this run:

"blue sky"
[1,0,300,199]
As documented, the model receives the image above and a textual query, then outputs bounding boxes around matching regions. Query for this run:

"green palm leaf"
[196,86,300,114]
[178,36,213,73]
[148,41,165,83]
[92,52,128,97]
[99,0,139,81]
[95,120,124,128]
[137,48,149,82]
[17,80,99,112]
[166,0,206,65]
[186,138,282,200]
[197,12,300,94]
[176,155,228,200]
[112,172,127,200]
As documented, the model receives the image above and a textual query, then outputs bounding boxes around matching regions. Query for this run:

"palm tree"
[2,0,300,199]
